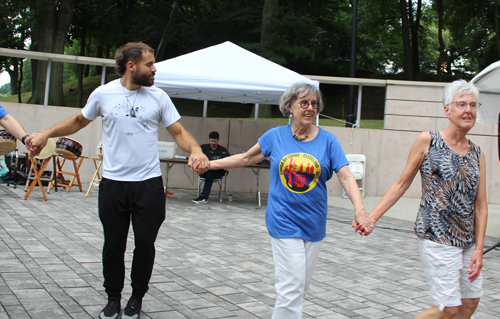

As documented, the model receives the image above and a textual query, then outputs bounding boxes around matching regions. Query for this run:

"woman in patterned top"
[366,79,488,319]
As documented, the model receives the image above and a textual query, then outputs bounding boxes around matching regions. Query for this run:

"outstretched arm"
[195,142,265,173]
[469,150,488,282]
[369,132,431,227]
[166,121,209,170]
[0,114,28,141]
[337,165,372,236]
[28,111,92,156]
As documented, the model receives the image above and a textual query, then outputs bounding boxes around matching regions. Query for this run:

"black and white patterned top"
[415,131,481,247]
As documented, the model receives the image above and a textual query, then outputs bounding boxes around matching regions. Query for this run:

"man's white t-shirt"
[82,79,181,181]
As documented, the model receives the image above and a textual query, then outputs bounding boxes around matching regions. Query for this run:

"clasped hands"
[189,155,210,175]
[21,133,44,157]
[352,209,375,236]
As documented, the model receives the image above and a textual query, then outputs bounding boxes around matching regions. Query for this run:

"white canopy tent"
[471,60,500,124]
[154,41,319,120]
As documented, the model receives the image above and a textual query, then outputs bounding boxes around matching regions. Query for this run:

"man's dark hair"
[209,131,219,139]
[114,42,154,76]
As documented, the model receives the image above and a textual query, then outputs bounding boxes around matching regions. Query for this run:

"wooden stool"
[24,154,53,201]
[50,154,87,192]
[85,156,103,197]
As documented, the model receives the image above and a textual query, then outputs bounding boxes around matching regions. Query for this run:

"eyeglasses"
[450,101,481,110]
[298,100,319,109]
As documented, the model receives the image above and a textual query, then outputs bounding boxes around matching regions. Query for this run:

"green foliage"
[20,59,31,93]
[3,0,500,113]
[250,0,353,75]
[0,83,11,96]
[443,0,500,73]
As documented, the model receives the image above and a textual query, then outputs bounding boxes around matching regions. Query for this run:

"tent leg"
[254,103,259,121]
[356,84,362,127]
[203,100,208,117]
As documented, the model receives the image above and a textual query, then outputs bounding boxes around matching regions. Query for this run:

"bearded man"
[28,42,209,319]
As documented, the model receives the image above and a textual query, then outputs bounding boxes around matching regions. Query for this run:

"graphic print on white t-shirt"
[109,98,150,136]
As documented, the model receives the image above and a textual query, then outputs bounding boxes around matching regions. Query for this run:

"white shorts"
[417,237,483,311]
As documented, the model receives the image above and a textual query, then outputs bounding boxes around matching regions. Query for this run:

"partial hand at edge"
[468,250,483,282]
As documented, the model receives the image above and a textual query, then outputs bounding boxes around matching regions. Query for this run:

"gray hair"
[443,79,480,106]
[279,82,324,117]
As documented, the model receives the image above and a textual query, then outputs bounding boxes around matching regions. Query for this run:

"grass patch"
[0,74,120,107]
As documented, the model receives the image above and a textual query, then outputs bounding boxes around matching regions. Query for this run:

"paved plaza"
[0,184,499,318]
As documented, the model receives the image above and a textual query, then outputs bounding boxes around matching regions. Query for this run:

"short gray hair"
[443,79,479,106]
[279,82,324,117]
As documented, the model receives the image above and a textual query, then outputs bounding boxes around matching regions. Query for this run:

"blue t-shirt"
[0,104,8,120]
[259,125,348,241]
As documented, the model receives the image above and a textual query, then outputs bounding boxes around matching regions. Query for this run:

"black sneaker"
[99,299,120,319]
[121,296,142,319]
[192,194,208,203]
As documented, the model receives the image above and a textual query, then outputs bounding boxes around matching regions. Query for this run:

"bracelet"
[21,134,29,145]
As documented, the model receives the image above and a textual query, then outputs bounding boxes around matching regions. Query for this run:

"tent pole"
[203,100,208,117]
[44,59,52,106]
[254,103,259,121]
[101,65,107,86]
[356,84,362,128]
[316,114,319,126]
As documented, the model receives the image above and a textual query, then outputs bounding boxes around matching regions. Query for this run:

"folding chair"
[85,156,103,197]
[342,154,366,198]
[197,171,228,202]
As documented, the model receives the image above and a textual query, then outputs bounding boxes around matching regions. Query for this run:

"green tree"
[444,0,500,74]
[0,0,32,100]
[28,0,75,106]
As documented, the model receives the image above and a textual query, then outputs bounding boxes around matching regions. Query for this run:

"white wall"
[2,83,499,205]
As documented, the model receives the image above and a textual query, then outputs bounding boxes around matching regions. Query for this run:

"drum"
[0,130,16,155]
[55,137,83,157]
[32,131,56,160]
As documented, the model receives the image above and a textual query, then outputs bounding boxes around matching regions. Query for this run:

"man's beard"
[132,71,155,87]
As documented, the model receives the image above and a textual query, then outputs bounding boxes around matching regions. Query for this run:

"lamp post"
[346,0,358,128]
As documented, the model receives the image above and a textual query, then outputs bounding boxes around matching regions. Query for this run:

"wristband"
[21,134,29,145]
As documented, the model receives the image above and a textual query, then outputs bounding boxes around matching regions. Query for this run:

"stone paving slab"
[0,184,499,318]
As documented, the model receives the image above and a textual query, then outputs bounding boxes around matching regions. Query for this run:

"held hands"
[351,209,374,236]
[188,150,209,174]
[192,159,210,174]
[26,132,48,157]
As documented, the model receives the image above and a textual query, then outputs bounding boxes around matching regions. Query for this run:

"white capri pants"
[271,237,323,319]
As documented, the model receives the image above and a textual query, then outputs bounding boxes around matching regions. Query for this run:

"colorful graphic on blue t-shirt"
[279,153,321,193]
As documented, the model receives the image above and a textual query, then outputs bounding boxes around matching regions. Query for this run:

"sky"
[0,72,9,87]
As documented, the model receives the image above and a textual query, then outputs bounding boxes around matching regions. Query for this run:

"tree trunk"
[437,0,445,81]
[156,0,179,62]
[261,0,279,48]
[93,45,103,76]
[77,30,86,108]
[6,61,19,96]
[17,59,23,103]
[84,38,91,78]
[399,0,414,80]
[28,0,75,106]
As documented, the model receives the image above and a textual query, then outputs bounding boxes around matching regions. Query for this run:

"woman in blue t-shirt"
[194,82,372,318]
